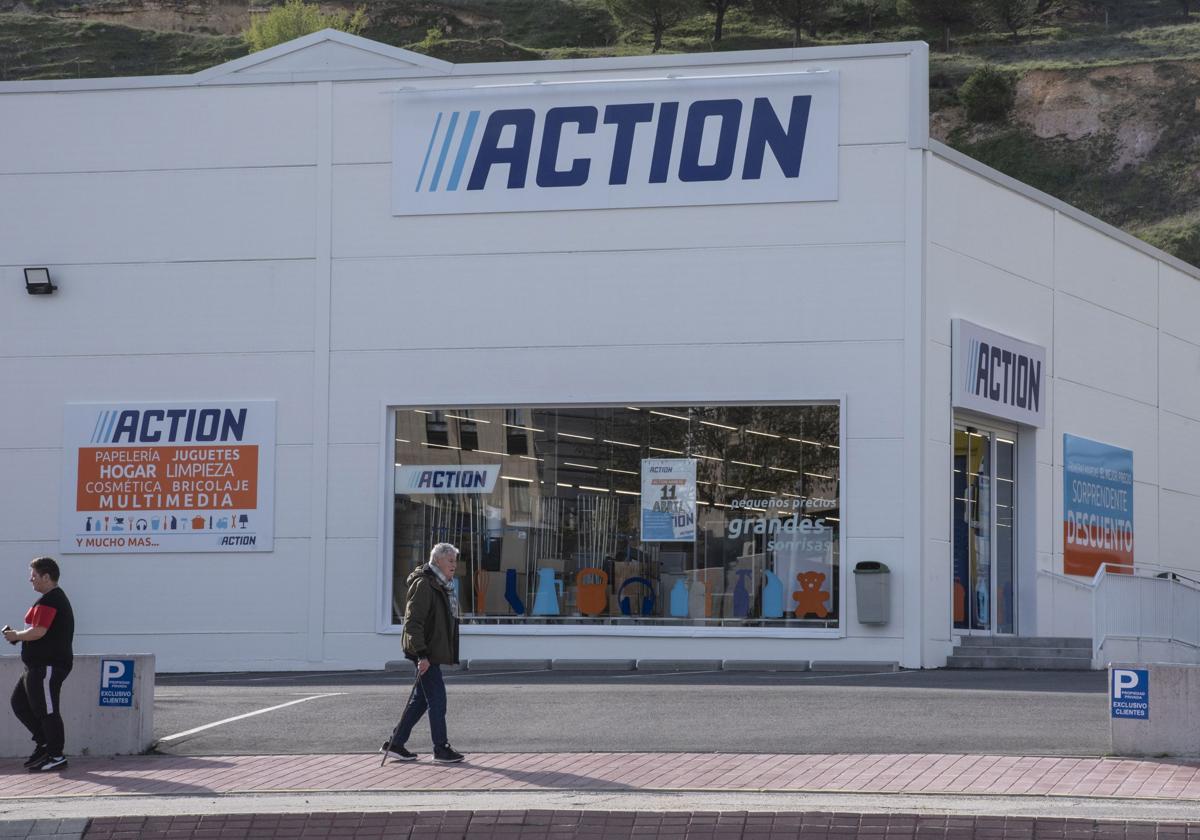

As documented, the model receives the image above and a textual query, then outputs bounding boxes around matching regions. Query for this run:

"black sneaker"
[433,744,464,763]
[380,741,417,762]
[22,745,48,769]
[29,755,68,773]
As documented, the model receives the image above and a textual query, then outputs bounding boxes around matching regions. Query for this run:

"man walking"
[4,557,75,773]
[381,542,464,764]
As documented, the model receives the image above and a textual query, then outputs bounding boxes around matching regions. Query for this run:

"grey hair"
[429,542,459,565]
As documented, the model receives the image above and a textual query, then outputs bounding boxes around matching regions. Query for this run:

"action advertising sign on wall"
[1063,433,1134,576]
[952,319,1046,428]
[641,458,697,542]
[395,463,501,495]
[60,401,276,553]
[393,71,839,216]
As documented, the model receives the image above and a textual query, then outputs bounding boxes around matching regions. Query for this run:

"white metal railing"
[1036,568,1095,637]
[1092,562,1200,667]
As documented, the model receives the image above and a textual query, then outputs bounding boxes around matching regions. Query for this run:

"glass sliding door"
[994,436,1016,635]
[952,425,1017,635]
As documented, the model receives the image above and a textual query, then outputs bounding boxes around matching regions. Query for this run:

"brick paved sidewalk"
[4,752,1199,801]
[81,810,1200,839]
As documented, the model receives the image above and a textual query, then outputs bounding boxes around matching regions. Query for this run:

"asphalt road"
[153,668,1109,758]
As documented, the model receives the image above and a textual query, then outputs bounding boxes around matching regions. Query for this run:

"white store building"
[2,32,1198,672]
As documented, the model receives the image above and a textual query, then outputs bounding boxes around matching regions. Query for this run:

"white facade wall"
[327,49,924,669]
[2,33,1195,672]
[924,148,1200,665]
[0,82,324,669]
[0,39,930,671]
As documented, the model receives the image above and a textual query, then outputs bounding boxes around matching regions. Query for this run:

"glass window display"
[391,405,841,628]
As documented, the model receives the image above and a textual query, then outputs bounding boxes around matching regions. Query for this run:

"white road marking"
[157,692,346,743]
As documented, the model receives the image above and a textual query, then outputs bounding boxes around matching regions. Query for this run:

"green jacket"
[401,564,460,665]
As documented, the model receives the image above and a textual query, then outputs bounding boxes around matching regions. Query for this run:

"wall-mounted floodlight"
[24,267,56,295]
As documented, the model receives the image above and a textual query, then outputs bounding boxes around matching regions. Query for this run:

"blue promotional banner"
[1063,434,1133,577]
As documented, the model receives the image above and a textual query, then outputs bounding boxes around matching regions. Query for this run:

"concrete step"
[952,645,1094,658]
[946,654,1095,670]
[954,635,1092,649]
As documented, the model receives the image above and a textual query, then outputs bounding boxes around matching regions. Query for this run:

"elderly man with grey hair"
[381,542,464,764]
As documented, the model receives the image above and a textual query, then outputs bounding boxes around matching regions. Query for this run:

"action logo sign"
[641,459,696,542]
[61,401,276,553]
[395,464,501,495]
[393,72,839,216]
[1064,434,1133,576]
[952,320,1046,428]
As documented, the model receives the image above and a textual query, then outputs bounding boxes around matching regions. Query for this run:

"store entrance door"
[952,424,1016,635]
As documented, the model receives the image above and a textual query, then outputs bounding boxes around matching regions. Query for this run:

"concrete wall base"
[0,655,154,758]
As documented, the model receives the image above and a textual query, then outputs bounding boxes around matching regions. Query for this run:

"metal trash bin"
[853,561,890,625]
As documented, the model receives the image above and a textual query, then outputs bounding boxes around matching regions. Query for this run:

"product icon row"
[84,513,251,533]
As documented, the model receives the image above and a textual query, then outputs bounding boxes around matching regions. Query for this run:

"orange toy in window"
[576,567,609,616]
[793,571,830,618]
[475,568,490,613]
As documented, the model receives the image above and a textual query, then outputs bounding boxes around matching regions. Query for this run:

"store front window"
[391,405,841,628]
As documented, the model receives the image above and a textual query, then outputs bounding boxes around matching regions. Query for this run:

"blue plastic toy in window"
[669,579,688,617]
[504,568,526,615]
[532,567,562,615]
[732,569,752,618]
[618,577,656,616]
[761,569,784,618]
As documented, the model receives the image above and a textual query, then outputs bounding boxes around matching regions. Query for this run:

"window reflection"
[392,405,841,628]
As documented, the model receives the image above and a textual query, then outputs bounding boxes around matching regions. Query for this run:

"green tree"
[840,0,894,30]
[243,0,367,53]
[753,0,836,45]
[604,0,700,52]
[1079,0,1123,27]
[959,64,1017,122]
[705,0,745,43]
[899,0,978,51]
[981,0,1038,39]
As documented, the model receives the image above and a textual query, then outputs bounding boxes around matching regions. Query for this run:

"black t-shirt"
[22,587,74,667]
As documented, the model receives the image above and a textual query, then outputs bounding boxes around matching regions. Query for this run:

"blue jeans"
[390,663,448,748]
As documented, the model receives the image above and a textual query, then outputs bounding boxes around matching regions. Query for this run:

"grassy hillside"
[0,14,243,80]
[2,0,1198,266]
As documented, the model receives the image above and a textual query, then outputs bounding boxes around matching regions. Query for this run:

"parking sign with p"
[1110,668,1149,720]
[99,658,135,707]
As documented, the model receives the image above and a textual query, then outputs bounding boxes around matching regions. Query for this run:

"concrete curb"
[550,659,636,671]
[635,660,722,671]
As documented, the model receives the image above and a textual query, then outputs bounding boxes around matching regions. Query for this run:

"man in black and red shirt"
[3,556,74,773]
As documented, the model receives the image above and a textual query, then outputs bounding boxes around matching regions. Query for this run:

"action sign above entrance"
[951,319,1046,427]
[60,400,276,553]
[392,72,839,215]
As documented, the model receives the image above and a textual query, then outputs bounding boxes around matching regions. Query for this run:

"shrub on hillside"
[243,0,366,52]
[959,64,1017,122]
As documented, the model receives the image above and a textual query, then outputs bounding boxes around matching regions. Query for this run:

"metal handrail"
[1037,568,1094,589]
[1092,560,1200,589]
[1091,561,1200,666]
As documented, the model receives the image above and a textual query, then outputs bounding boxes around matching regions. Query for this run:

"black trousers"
[11,663,71,755]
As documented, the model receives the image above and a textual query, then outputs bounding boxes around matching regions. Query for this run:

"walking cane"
[381,664,429,767]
